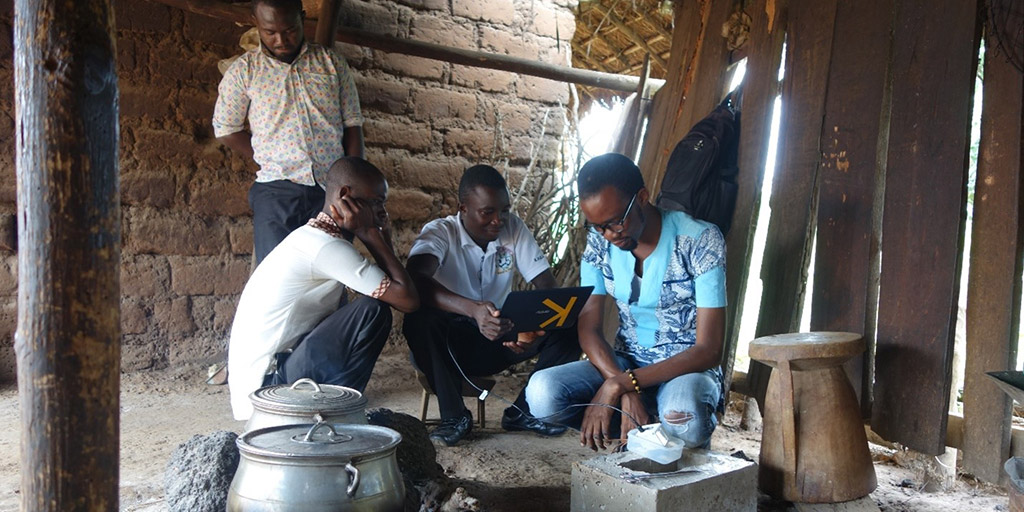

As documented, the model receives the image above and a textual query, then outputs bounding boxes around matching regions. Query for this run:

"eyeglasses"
[585,192,637,235]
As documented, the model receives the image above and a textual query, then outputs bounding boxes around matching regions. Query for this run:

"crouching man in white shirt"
[228,157,419,420]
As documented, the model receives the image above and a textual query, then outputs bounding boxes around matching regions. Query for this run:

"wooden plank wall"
[871,0,980,455]
[747,0,838,409]
[722,0,787,394]
[808,0,894,416]
[961,33,1024,482]
[636,0,732,197]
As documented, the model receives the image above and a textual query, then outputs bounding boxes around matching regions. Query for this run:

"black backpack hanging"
[656,91,741,235]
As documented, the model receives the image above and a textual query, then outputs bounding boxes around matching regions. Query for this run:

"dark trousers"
[266,297,393,392]
[249,180,326,264]
[403,308,581,420]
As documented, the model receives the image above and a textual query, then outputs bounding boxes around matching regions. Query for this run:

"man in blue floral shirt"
[526,152,726,451]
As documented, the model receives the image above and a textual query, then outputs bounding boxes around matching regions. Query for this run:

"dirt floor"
[0,350,1012,511]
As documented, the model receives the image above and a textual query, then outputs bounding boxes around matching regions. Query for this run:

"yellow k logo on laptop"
[539,296,578,329]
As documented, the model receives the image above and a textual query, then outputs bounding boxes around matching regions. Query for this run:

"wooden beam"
[590,3,669,71]
[722,0,787,399]
[609,55,651,160]
[14,0,121,509]
[810,0,894,417]
[871,0,980,455]
[961,31,1024,482]
[748,0,839,410]
[152,0,665,93]
[313,0,340,46]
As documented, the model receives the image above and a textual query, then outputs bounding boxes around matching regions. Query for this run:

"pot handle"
[303,421,337,442]
[345,462,360,498]
[290,378,323,393]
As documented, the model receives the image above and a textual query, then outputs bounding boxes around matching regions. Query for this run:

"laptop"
[499,286,594,333]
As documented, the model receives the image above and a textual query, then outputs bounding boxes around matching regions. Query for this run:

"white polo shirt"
[409,213,549,306]
[228,224,388,420]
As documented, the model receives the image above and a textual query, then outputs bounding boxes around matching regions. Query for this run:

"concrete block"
[570,449,757,512]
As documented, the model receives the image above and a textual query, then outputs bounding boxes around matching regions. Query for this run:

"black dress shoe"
[501,408,567,437]
[429,410,473,447]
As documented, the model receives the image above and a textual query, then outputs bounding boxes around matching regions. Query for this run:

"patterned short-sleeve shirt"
[580,209,727,366]
[212,42,364,187]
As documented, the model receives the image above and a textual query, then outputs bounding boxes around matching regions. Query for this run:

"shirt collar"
[307,212,345,239]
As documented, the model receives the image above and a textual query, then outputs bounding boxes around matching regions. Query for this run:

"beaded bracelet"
[626,369,642,395]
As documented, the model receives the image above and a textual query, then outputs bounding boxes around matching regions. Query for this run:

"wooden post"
[14,0,121,509]
[748,0,839,410]
[809,0,894,417]
[314,0,339,46]
[637,0,733,198]
[722,0,787,397]
[871,0,980,455]
[961,31,1024,482]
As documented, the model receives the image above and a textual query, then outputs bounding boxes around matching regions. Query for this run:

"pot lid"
[250,378,368,416]
[237,422,402,461]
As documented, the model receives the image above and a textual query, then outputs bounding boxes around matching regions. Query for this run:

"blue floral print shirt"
[580,209,727,367]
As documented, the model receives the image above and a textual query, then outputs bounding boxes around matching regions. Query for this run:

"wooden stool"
[416,372,496,428]
[749,332,877,503]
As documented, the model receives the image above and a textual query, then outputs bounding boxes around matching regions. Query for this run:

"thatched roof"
[572,0,675,107]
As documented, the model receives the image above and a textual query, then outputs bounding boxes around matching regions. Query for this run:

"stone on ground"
[164,430,239,512]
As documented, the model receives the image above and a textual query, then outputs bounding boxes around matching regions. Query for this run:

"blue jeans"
[525,355,721,448]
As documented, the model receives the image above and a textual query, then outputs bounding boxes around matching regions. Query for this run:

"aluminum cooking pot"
[229,422,404,511]
[246,378,368,432]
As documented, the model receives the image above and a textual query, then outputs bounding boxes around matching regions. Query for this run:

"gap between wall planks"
[871,0,981,455]
[14,0,122,508]
[809,0,894,418]
[722,0,787,397]
[961,31,1024,483]
[150,0,665,94]
[747,0,838,411]
[636,0,733,199]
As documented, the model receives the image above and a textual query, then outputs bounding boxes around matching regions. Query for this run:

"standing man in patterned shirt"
[526,153,727,451]
[213,0,365,264]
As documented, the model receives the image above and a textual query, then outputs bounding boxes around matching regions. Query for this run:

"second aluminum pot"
[245,378,368,432]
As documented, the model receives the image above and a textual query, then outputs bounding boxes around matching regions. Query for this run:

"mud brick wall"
[0,0,577,380]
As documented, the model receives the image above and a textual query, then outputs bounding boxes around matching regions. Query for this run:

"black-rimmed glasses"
[585,192,637,234]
